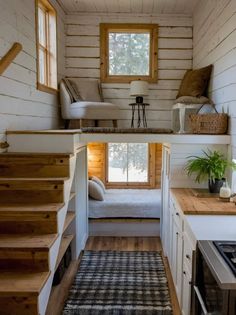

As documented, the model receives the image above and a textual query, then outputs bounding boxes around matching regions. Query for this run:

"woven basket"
[189,105,228,134]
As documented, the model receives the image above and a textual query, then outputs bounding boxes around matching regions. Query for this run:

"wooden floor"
[46,237,181,315]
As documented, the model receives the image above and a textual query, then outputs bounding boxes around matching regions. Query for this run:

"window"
[36,0,57,93]
[106,143,149,186]
[100,24,158,83]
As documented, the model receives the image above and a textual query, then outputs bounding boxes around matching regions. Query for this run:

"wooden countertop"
[171,188,236,215]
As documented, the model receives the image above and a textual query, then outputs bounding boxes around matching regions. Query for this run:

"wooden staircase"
[0,153,76,315]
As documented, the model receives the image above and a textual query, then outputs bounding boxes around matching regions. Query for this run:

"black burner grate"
[214,241,236,277]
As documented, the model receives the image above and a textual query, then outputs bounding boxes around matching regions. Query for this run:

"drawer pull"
[176,232,179,235]
[186,254,191,260]
[176,212,179,216]
[183,271,186,275]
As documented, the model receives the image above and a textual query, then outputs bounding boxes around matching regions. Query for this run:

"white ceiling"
[58,0,199,15]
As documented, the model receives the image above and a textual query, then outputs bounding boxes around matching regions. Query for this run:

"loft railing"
[0,42,22,75]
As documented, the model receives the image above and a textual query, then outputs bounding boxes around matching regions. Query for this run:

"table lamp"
[130,80,148,103]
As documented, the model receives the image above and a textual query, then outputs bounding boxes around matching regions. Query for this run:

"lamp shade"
[130,81,148,96]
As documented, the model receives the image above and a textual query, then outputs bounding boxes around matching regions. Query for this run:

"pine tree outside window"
[106,143,150,187]
[100,24,158,83]
[36,0,57,94]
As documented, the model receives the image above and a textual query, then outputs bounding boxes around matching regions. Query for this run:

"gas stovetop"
[214,241,236,277]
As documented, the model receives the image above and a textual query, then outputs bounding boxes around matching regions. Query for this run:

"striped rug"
[63,251,173,315]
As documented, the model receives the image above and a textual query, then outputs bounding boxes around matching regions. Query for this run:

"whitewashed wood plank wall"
[193,0,236,154]
[0,0,65,150]
[193,0,236,192]
[65,13,193,128]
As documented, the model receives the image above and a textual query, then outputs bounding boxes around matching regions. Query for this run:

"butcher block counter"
[171,188,236,215]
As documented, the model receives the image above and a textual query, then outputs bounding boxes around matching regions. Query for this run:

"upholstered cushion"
[60,81,73,119]
[88,180,104,201]
[67,101,120,120]
[177,65,213,98]
[91,176,106,192]
[173,96,213,105]
[69,79,102,102]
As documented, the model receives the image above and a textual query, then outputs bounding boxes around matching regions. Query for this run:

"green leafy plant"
[185,150,236,183]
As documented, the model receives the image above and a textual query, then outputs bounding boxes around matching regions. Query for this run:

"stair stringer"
[38,155,77,315]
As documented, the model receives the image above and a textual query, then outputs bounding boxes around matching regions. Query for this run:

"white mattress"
[89,189,161,218]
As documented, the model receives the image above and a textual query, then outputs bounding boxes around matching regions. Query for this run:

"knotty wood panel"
[155,143,163,188]
[88,143,106,181]
[87,142,162,188]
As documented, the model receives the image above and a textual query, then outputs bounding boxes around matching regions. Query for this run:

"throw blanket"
[61,78,81,102]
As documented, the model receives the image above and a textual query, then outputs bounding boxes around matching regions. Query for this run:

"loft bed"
[89,189,161,219]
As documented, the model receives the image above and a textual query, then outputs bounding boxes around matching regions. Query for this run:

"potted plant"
[185,150,236,193]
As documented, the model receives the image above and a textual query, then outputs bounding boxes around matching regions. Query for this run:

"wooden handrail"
[0,42,22,75]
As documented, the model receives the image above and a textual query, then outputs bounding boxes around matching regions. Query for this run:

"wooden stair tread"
[0,234,58,249]
[0,271,50,294]
[0,203,64,212]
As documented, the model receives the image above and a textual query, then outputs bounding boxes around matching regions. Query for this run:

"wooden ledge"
[6,130,82,135]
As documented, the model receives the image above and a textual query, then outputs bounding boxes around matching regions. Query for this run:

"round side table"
[129,103,149,128]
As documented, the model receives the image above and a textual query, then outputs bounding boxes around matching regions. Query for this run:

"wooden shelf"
[69,192,76,201]
[46,260,80,315]
[63,212,76,233]
[55,234,74,270]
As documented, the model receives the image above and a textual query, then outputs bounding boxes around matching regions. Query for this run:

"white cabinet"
[161,144,171,257]
[167,193,195,315]
[181,262,192,315]
[170,200,183,306]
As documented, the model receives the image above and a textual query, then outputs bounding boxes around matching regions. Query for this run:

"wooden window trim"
[105,143,156,189]
[35,0,58,94]
[100,23,158,84]
[37,82,58,94]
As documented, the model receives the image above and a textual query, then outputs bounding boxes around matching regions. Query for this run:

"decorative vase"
[219,180,231,200]
[208,178,224,193]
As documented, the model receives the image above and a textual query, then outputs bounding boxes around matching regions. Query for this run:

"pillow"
[63,78,82,102]
[69,79,102,102]
[177,65,213,98]
[88,180,104,201]
[173,96,213,105]
[91,176,106,193]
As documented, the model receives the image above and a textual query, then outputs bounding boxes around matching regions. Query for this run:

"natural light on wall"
[108,143,148,183]
[36,0,57,94]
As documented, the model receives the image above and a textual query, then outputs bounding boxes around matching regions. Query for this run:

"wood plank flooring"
[46,237,181,315]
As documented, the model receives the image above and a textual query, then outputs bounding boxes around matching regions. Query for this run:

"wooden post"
[0,42,22,75]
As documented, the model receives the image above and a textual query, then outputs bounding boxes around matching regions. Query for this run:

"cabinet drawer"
[183,232,195,274]
[182,262,192,315]
[170,199,183,230]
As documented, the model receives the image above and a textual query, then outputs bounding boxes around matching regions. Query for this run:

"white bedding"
[89,189,161,218]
